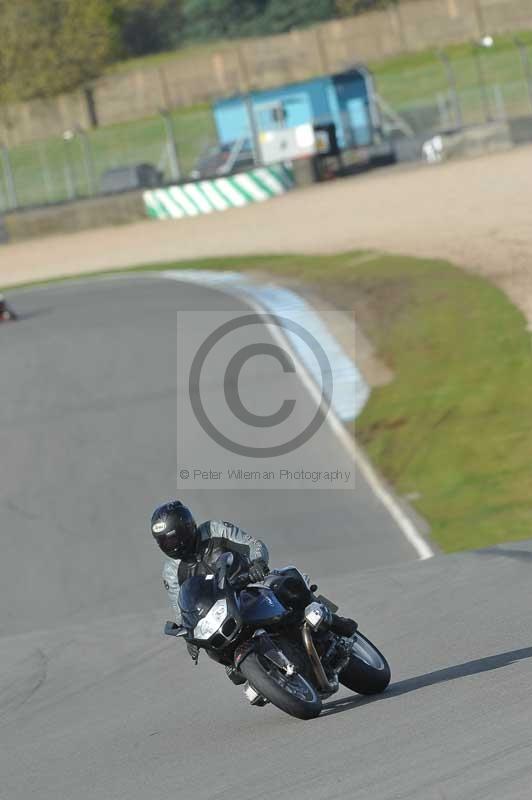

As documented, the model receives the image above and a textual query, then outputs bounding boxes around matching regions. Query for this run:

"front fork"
[235,626,352,700]
[235,629,296,706]
[234,629,296,676]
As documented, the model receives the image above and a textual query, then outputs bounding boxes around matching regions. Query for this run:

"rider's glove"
[186,641,199,663]
[248,559,269,583]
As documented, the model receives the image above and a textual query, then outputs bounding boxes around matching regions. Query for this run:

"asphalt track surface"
[2,277,532,799]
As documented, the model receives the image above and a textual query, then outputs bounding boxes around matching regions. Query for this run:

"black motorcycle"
[165,553,390,720]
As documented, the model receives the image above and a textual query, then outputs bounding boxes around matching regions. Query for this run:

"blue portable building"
[213,68,379,152]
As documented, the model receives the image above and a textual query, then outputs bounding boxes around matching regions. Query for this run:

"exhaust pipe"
[301,623,337,693]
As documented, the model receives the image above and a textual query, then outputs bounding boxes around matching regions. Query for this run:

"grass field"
[2,30,531,211]
[7,251,531,553]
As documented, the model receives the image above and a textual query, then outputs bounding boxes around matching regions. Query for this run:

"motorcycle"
[164,553,390,720]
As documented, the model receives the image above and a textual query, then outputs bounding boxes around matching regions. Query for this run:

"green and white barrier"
[143,164,294,220]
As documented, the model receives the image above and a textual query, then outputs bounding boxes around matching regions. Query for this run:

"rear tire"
[240,652,322,720]
[339,631,391,695]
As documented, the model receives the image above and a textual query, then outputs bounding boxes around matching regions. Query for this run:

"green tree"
[335,0,396,16]
[183,0,336,39]
[261,0,336,34]
[112,0,183,57]
[0,0,117,103]
[182,0,267,40]
[0,3,23,106]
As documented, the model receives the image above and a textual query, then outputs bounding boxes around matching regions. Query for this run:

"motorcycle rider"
[151,500,357,680]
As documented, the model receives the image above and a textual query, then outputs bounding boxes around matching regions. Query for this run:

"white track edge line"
[240,293,434,562]
[11,269,433,560]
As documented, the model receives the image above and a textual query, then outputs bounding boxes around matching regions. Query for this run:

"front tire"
[339,631,391,695]
[240,652,322,720]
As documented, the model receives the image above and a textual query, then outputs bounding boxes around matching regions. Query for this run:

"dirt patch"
[2,145,532,327]
[321,276,414,340]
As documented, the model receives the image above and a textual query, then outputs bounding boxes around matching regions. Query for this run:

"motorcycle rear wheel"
[339,631,391,695]
[240,652,322,720]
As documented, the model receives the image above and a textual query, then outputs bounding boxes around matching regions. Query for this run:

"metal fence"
[371,41,532,146]
[384,78,532,136]
[1,53,532,213]
[0,107,217,212]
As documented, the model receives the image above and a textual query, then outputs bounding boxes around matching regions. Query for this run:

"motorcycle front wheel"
[240,652,322,720]
[339,631,391,695]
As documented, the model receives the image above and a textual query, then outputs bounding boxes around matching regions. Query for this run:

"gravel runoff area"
[1,145,532,327]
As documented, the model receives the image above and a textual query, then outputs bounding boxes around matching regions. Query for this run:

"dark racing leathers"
[162,520,355,684]
[162,519,269,624]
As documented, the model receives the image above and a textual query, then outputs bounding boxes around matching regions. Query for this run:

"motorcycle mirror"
[216,552,234,590]
[164,621,188,637]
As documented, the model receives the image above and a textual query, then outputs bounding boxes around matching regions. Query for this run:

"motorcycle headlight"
[194,599,228,640]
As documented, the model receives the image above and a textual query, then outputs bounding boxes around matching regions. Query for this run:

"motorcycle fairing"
[178,575,221,629]
[237,586,289,625]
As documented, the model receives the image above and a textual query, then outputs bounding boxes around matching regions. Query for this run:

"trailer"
[212,67,382,167]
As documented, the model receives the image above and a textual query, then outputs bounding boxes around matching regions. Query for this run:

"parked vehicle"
[99,163,162,194]
[189,139,254,180]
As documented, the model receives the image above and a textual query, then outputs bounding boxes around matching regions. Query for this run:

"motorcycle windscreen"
[178,576,221,629]
[238,587,288,625]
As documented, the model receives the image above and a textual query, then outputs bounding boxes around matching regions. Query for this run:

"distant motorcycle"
[0,294,16,322]
[165,553,390,720]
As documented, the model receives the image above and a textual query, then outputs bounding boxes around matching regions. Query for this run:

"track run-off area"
[2,145,532,328]
[1,273,532,799]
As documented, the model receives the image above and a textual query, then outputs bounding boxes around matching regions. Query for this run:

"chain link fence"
[0,107,217,213]
[1,44,532,213]
[382,78,532,136]
[376,42,532,133]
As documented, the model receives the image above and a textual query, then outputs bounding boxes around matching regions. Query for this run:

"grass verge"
[6,251,532,553]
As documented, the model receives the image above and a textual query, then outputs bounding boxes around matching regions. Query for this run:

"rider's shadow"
[320,645,532,717]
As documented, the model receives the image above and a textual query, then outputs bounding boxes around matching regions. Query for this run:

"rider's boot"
[304,602,357,638]
[329,614,358,638]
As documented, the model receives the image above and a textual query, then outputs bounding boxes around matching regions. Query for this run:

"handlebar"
[164,620,188,637]
[228,571,250,590]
